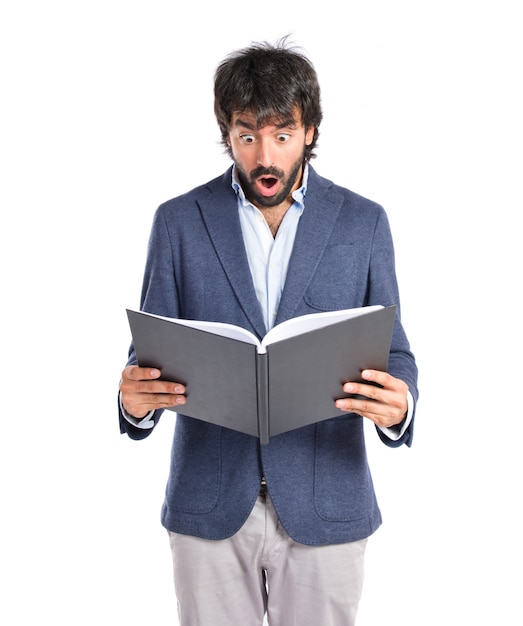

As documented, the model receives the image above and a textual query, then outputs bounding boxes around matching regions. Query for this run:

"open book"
[126,305,396,444]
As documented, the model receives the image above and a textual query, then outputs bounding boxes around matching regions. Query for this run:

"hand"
[335,369,408,429]
[120,365,186,419]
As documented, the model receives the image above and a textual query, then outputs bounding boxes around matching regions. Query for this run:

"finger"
[122,389,186,419]
[335,386,407,426]
[342,380,381,401]
[120,376,186,397]
[361,369,407,395]
[139,392,187,409]
[335,396,399,428]
[336,394,380,415]
[123,365,162,381]
[121,367,186,394]
[360,369,391,388]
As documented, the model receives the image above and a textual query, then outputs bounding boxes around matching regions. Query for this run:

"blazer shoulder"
[307,167,386,216]
[157,168,234,212]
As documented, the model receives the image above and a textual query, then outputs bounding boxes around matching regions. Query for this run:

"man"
[119,39,418,626]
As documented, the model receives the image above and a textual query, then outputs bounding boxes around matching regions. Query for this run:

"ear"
[305,126,315,146]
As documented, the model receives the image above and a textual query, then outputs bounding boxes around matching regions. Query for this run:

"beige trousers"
[168,493,367,626]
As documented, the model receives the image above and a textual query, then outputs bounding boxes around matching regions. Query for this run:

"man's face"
[227,110,315,211]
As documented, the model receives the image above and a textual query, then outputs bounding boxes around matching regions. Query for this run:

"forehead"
[230,108,302,130]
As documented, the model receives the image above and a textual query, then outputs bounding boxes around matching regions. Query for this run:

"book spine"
[256,353,270,444]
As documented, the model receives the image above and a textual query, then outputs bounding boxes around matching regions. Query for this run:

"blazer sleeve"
[368,207,418,448]
[119,204,182,439]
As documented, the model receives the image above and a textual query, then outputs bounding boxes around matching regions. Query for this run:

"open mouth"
[259,176,278,189]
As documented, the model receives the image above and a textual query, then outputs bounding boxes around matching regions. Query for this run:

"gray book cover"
[126,305,396,444]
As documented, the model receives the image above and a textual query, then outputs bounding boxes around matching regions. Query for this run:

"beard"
[234,150,306,209]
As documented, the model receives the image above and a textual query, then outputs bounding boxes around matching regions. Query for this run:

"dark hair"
[214,38,322,161]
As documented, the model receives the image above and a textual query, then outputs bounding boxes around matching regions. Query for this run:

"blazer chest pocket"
[303,244,369,311]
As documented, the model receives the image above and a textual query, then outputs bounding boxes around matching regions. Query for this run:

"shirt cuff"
[378,390,414,441]
[119,392,155,430]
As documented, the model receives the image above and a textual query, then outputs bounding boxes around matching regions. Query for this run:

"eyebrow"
[233,117,298,131]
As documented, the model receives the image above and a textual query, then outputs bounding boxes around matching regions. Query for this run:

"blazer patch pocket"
[303,244,367,311]
[313,418,374,522]
[165,419,221,515]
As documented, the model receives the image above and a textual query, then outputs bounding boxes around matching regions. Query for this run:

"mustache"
[249,166,284,180]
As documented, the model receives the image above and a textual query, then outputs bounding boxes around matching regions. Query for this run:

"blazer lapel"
[275,169,342,324]
[198,170,267,339]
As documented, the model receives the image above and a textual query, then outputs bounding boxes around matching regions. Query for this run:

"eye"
[240,134,256,144]
[276,133,291,143]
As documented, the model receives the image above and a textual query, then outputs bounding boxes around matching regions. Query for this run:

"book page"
[132,311,261,346]
[259,305,383,352]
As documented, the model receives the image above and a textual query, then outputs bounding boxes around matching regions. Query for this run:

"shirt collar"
[231,163,309,210]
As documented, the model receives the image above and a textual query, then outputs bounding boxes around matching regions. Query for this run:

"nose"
[256,138,274,168]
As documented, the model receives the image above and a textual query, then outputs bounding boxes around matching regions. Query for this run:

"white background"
[1,1,522,624]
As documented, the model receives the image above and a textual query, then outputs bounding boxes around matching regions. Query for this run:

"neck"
[260,206,288,237]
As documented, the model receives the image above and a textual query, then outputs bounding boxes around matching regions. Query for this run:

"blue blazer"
[120,166,418,546]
